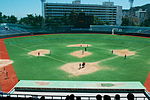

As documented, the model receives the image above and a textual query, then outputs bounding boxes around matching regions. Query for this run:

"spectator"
[70,94,75,100]
[114,94,120,100]
[6,96,11,100]
[104,95,111,100]
[127,93,134,100]
[40,96,45,100]
[76,96,81,100]
[65,95,70,100]
[96,94,102,100]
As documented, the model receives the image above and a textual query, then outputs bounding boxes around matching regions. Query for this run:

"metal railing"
[0,93,149,100]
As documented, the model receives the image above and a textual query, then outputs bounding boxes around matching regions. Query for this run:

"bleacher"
[0,23,150,38]
[0,23,30,37]
[90,25,150,36]
[141,29,150,34]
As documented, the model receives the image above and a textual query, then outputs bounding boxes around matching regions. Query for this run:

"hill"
[131,4,150,12]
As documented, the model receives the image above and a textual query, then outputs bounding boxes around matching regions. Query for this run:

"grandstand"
[90,25,150,36]
[0,23,30,37]
[1,24,150,37]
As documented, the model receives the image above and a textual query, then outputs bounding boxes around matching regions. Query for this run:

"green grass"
[4,34,150,84]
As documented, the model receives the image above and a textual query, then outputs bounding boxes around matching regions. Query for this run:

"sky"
[0,0,149,18]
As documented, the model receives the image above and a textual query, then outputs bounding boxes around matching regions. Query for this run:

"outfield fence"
[1,24,150,37]
[90,25,150,35]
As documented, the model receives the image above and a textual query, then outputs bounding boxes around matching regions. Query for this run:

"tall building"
[135,9,147,24]
[44,0,122,26]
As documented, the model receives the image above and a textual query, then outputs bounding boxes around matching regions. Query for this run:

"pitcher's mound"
[70,50,92,58]
[28,49,50,56]
[67,44,91,47]
[0,59,13,67]
[113,49,135,56]
[60,62,110,76]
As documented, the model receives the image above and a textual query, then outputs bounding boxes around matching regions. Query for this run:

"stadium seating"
[1,24,150,38]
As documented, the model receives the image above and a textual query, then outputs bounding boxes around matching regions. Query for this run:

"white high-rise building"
[44,1,122,25]
[135,9,147,24]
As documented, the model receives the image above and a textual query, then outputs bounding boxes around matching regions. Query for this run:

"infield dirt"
[28,49,50,56]
[60,61,111,76]
[113,49,135,56]
[67,44,91,47]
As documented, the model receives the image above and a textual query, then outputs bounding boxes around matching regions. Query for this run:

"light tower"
[41,0,46,28]
[129,0,134,25]
[41,0,46,18]
[129,0,134,9]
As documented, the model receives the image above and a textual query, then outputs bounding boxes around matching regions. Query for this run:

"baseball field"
[3,34,150,85]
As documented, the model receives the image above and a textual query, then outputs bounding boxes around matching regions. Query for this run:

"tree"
[68,11,78,26]
[75,12,94,28]
[0,12,17,23]
[61,13,69,25]
[43,11,94,28]
[34,15,43,26]
[19,14,43,26]
[2,15,7,23]
[140,11,150,27]
[0,12,2,23]
[121,17,135,26]
[121,17,130,26]
[7,15,17,23]
[44,17,64,31]
[66,11,94,28]
[141,17,150,27]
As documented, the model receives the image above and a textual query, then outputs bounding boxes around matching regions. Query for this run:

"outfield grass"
[4,34,150,84]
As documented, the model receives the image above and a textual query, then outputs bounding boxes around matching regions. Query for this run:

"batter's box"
[70,50,92,58]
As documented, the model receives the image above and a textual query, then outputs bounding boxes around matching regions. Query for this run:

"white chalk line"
[5,42,149,64]
[98,56,119,63]
[7,43,118,64]
[6,44,67,63]
[25,43,54,48]
[8,44,31,51]
[44,56,66,63]
[6,43,120,64]
[135,46,150,52]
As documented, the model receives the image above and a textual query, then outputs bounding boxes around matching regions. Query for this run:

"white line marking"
[7,44,67,63]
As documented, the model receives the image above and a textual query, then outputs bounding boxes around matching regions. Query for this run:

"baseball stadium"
[0,24,150,99]
[0,0,150,99]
